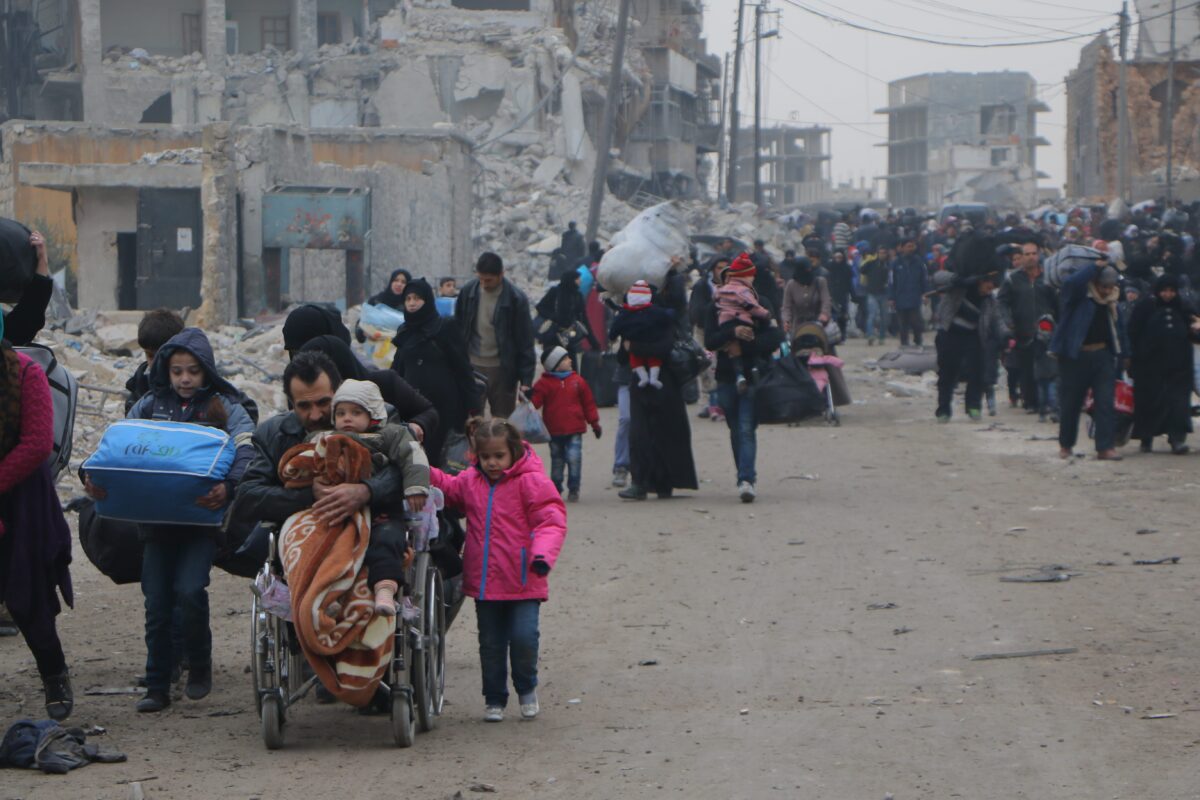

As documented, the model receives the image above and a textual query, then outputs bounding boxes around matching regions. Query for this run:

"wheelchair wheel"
[261,694,284,750]
[251,593,265,713]
[390,686,416,748]
[415,568,446,731]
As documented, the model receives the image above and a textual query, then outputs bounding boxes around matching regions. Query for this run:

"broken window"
[261,16,291,50]
[980,104,1016,136]
[1149,80,1181,145]
[140,93,172,124]
[182,13,202,55]
[990,147,1010,166]
[317,13,341,46]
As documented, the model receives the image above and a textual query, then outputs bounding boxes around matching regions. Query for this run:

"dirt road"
[3,339,1198,799]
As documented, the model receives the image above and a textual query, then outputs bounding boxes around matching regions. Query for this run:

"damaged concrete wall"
[1067,33,1200,200]
[74,188,138,309]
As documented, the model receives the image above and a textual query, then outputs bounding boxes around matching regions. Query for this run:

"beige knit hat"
[332,379,388,424]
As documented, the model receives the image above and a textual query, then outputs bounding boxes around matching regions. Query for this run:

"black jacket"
[124,361,151,415]
[454,277,537,388]
[998,269,1057,342]
[703,302,784,384]
[231,411,405,527]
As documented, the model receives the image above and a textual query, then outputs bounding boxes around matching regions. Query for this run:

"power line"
[775,21,1068,129]
[901,0,1111,37]
[780,0,1114,47]
[763,64,887,139]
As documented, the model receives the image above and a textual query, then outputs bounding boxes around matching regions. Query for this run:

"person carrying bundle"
[84,329,255,713]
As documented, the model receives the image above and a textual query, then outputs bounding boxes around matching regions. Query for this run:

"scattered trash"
[1133,556,1180,565]
[469,783,497,793]
[1141,713,1176,720]
[780,473,820,481]
[637,660,658,667]
[567,698,581,704]
[1135,528,1159,535]
[892,627,913,636]
[738,708,749,715]
[970,647,1077,661]
[1007,526,1028,532]
[1095,560,1118,566]
[867,602,898,610]
[786,540,805,546]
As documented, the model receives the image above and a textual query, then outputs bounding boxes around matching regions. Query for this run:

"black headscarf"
[791,256,815,286]
[298,334,367,381]
[1154,273,1183,306]
[399,278,440,334]
[282,303,351,355]
[369,268,412,309]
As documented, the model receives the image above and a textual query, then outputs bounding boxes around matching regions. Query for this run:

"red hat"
[728,252,756,279]
[625,280,653,308]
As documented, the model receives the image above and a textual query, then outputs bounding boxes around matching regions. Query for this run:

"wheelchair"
[249,508,450,750]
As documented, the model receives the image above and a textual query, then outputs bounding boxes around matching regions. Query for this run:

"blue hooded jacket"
[127,327,255,494]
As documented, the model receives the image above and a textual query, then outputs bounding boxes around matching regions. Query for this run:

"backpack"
[16,344,78,479]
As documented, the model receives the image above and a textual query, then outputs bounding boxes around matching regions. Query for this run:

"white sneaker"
[519,693,539,719]
[738,481,756,503]
[484,706,504,722]
[611,468,629,488]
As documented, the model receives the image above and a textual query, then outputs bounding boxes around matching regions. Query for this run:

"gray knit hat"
[332,378,388,424]
[542,346,570,372]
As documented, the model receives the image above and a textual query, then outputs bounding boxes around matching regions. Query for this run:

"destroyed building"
[732,124,832,208]
[1065,1,1200,201]
[876,71,1049,210]
[0,0,723,322]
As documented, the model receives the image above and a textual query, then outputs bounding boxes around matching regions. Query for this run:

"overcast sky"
[701,0,1128,196]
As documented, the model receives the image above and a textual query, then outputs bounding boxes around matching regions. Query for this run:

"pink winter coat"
[430,445,566,602]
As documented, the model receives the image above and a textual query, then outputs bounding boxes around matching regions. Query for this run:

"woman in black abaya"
[618,265,698,499]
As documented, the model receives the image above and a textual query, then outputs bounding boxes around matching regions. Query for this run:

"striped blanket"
[278,434,393,708]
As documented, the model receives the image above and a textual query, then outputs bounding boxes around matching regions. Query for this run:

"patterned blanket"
[278,434,393,707]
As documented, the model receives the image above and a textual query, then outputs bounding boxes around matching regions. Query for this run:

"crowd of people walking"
[3,197,1200,733]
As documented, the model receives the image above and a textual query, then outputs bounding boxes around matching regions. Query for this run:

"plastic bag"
[441,430,471,474]
[596,202,691,296]
[359,303,406,368]
[510,394,551,444]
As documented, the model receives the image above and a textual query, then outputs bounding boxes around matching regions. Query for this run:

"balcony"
[696,122,721,153]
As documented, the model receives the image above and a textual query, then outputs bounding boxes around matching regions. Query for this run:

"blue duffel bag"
[82,420,236,527]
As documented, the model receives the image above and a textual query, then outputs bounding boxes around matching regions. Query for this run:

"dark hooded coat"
[125,328,256,541]
[1129,275,1198,441]
[390,279,479,467]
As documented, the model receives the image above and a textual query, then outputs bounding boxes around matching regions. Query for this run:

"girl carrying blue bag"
[84,328,254,712]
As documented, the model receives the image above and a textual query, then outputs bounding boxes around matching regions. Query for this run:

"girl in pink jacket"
[430,417,566,723]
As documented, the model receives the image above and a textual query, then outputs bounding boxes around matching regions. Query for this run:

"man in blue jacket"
[889,237,930,346]
[1050,261,1130,461]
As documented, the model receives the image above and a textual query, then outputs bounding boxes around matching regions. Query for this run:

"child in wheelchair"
[318,379,430,617]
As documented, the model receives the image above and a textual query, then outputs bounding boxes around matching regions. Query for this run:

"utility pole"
[725,0,746,202]
[1117,2,1131,203]
[754,2,763,209]
[585,0,632,244]
[1165,0,1178,204]
[717,53,730,201]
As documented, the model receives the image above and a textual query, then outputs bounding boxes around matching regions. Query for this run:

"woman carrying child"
[431,418,566,722]
[85,329,256,712]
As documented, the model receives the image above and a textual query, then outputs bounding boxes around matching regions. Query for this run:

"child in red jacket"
[531,346,602,502]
